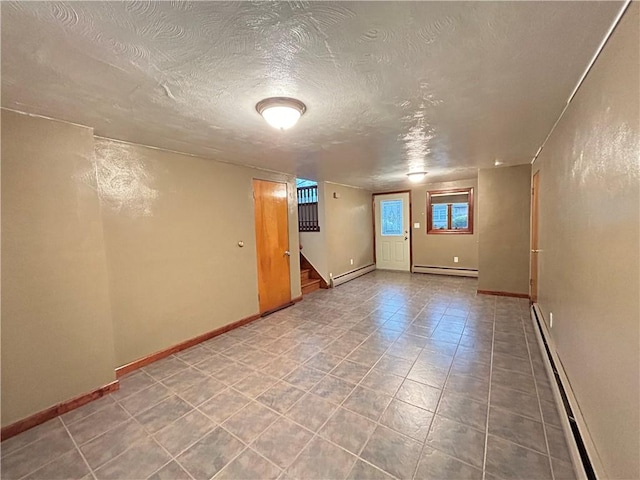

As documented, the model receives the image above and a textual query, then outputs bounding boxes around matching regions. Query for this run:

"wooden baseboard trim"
[477,289,530,299]
[115,312,261,378]
[1,380,119,441]
[292,295,303,303]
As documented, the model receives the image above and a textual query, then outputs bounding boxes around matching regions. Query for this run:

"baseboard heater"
[530,304,599,480]
[412,265,478,278]
[330,264,375,287]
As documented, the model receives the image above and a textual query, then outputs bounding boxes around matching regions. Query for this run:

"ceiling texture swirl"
[1,1,621,189]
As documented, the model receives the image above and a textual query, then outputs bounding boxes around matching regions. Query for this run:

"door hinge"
[530,278,533,285]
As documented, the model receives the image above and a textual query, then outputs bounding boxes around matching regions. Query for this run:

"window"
[297,179,320,232]
[381,199,403,235]
[426,188,473,234]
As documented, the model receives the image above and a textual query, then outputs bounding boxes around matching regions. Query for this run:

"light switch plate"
[414,223,420,228]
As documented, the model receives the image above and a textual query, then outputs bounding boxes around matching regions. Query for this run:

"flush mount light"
[407,171,427,182]
[256,97,306,130]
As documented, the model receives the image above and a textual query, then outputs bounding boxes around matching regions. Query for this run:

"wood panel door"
[253,179,291,314]
[530,171,540,303]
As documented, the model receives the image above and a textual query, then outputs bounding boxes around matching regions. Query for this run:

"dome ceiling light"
[407,171,427,183]
[256,97,306,130]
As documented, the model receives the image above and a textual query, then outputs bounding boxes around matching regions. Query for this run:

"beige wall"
[1,110,302,426]
[478,165,531,294]
[299,182,329,282]
[533,5,639,478]
[411,179,479,270]
[1,110,116,426]
[94,139,301,366]
[324,182,374,278]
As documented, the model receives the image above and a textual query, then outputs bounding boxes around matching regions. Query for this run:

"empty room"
[1,2,638,480]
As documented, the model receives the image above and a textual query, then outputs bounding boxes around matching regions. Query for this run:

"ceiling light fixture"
[256,97,306,130]
[407,172,427,183]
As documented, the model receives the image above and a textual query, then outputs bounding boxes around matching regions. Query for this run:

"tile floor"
[1,272,576,480]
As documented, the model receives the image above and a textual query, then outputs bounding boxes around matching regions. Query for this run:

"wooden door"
[374,192,411,271]
[253,179,291,314]
[530,171,540,303]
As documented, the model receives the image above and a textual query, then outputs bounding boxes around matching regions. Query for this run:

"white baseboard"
[530,304,602,479]
[412,265,478,277]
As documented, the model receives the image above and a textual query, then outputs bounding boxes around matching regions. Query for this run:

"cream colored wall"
[299,182,329,282]
[324,182,374,278]
[533,5,639,478]
[1,110,116,426]
[1,109,302,427]
[94,139,301,366]
[411,179,479,269]
[478,165,531,294]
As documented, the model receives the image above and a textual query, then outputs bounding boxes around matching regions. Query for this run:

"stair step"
[300,268,311,282]
[301,278,321,295]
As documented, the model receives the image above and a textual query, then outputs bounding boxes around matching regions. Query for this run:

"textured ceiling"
[1,1,622,190]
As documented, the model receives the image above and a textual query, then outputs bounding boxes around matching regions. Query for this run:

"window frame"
[426,187,474,234]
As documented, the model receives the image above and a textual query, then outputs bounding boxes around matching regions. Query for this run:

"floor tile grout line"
[147,435,197,480]
[61,419,98,480]
[259,311,402,478]
[89,424,175,479]
[251,296,441,480]
[58,395,118,429]
[410,289,477,480]
[150,398,217,443]
[11,419,97,480]
[85,405,194,478]
[113,381,185,420]
[61,397,128,430]
[64,409,135,455]
[1,417,69,461]
[481,295,497,480]
[3,275,544,480]
[145,459,189,480]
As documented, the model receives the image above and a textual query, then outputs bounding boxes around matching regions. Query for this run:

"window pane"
[432,204,448,230]
[381,200,403,236]
[452,203,469,229]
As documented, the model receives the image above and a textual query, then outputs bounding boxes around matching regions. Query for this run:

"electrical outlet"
[550,312,553,328]
[350,258,354,265]
[453,256,459,263]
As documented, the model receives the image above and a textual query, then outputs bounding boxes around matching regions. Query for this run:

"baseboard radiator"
[530,304,599,480]
[330,264,376,287]
[412,265,478,278]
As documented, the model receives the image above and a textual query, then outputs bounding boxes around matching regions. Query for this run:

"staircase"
[300,268,321,295]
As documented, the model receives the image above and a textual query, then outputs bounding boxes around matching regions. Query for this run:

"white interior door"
[375,193,410,271]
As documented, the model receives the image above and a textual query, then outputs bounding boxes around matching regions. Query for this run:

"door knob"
[531,249,540,253]
[404,236,408,241]
[284,251,291,256]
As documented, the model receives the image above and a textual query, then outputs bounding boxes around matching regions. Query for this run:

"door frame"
[530,171,540,303]
[372,190,413,271]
